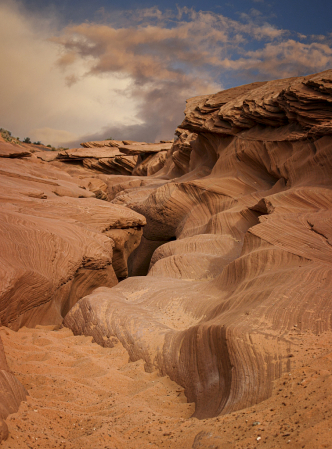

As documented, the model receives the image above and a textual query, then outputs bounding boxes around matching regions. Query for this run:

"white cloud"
[0,0,140,146]
[1,1,332,146]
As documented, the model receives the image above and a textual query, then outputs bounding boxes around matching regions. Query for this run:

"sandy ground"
[1,325,332,449]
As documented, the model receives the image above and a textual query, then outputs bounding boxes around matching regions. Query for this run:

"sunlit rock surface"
[65,70,332,419]
[80,139,124,148]
[57,147,123,160]
[118,142,173,155]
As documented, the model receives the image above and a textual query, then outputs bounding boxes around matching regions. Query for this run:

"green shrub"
[1,128,13,142]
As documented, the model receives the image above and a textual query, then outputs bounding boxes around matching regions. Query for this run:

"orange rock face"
[56,140,172,176]
[0,332,27,442]
[64,70,332,421]
[0,153,146,331]
[1,70,332,445]
[0,143,148,440]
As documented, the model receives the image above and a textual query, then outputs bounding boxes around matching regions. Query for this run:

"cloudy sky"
[1,0,332,147]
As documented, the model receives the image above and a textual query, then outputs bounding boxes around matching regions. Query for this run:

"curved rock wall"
[65,70,332,419]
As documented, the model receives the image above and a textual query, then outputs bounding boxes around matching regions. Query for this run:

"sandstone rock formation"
[0,136,32,158]
[0,333,27,442]
[82,155,138,175]
[64,69,332,421]
[0,151,146,331]
[118,142,173,155]
[55,140,172,176]
[1,70,332,444]
[0,137,150,439]
[57,147,123,160]
[80,139,123,148]
[132,151,168,176]
[34,150,60,162]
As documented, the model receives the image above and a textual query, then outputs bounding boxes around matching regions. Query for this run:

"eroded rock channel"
[1,70,332,447]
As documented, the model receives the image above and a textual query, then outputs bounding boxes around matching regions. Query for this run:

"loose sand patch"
[1,326,332,448]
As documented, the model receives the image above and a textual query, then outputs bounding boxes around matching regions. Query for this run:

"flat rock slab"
[0,141,31,158]
[34,151,60,162]
[119,142,173,155]
[80,140,123,148]
[57,147,123,160]
[122,140,148,145]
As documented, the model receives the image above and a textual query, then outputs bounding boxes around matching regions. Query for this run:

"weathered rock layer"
[1,70,332,440]
[0,148,146,331]
[64,70,332,419]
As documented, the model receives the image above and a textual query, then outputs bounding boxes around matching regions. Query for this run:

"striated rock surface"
[132,151,168,176]
[0,139,145,434]
[0,150,146,331]
[118,142,173,155]
[181,70,332,138]
[65,69,332,421]
[80,139,123,148]
[82,155,138,175]
[55,139,171,176]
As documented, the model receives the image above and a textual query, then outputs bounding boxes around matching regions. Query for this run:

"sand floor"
[1,325,332,449]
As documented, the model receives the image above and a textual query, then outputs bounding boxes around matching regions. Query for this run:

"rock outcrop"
[0,136,32,159]
[80,139,123,148]
[1,69,332,442]
[0,154,146,331]
[64,69,332,420]
[57,147,123,160]
[0,137,147,437]
[54,140,172,176]
[82,155,138,175]
[118,142,173,155]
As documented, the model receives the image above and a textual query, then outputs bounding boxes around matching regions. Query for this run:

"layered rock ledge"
[55,139,173,176]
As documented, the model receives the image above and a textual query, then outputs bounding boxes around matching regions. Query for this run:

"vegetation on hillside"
[1,127,66,151]
[0,128,22,145]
